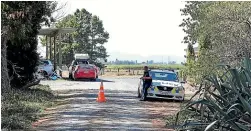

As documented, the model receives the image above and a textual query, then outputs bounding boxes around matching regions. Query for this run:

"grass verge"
[1,84,56,130]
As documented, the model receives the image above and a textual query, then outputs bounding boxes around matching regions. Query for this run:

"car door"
[43,60,53,75]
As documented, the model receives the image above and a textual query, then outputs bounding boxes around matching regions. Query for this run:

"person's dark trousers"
[142,82,151,98]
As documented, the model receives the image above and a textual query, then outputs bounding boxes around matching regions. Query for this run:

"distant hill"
[107,51,185,64]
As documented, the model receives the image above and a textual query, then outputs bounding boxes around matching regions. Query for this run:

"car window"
[71,60,76,66]
[150,71,178,81]
[43,61,49,65]
[76,60,88,64]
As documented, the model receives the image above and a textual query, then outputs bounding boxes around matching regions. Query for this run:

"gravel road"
[33,77,193,131]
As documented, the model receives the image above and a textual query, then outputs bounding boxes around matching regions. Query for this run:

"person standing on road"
[140,66,152,101]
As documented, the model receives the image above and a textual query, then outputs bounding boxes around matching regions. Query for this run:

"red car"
[69,59,97,81]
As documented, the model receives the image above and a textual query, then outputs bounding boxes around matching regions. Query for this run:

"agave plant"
[174,57,251,131]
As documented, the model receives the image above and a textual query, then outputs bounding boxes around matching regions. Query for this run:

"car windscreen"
[150,71,178,81]
[78,64,93,69]
[76,60,88,64]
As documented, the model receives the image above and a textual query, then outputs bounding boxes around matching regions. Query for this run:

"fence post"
[133,69,134,75]
[117,68,120,76]
[129,68,130,75]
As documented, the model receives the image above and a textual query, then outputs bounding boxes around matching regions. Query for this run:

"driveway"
[33,77,192,131]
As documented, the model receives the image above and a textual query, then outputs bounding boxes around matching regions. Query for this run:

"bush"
[172,57,251,131]
[1,84,55,130]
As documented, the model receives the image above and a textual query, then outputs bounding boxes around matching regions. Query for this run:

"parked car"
[68,59,97,81]
[37,60,54,78]
[138,69,185,101]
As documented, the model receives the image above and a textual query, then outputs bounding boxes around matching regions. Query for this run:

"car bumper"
[74,72,96,79]
[146,93,184,100]
[146,88,185,100]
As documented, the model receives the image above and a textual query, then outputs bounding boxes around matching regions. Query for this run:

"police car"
[138,69,185,101]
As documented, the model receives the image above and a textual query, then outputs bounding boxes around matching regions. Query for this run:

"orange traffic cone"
[97,81,106,102]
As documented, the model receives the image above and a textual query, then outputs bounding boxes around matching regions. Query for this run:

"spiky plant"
[174,57,251,131]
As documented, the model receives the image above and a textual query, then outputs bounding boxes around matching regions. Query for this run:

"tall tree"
[1,1,57,88]
[50,8,109,67]
[180,1,251,81]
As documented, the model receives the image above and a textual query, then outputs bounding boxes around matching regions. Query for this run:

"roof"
[38,27,77,36]
[150,69,175,73]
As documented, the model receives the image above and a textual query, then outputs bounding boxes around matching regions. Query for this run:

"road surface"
[33,77,193,131]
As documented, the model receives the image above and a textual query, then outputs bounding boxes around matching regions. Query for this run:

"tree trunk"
[1,27,10,93]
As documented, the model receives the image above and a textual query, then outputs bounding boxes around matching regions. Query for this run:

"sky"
[38,0,187,62]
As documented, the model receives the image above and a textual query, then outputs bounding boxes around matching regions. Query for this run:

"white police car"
[138,70,185,101]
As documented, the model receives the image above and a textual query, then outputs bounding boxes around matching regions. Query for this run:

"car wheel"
[42,71,49,80]
[182,95,185,101]
[137,87,141,98]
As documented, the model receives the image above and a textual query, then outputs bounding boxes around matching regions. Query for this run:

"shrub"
[173,57,251,131]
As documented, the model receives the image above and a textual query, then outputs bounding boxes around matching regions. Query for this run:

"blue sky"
[38,0,187,62]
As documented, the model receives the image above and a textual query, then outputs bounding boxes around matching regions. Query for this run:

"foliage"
[1,84,55,130]
[106,64,184,70]
[180,1,251,83]
[1,1,57,88]
[173,57,251,131]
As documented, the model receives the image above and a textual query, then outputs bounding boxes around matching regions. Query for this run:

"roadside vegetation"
[1,85,55,130]
[1,1,61,130]
[166,1,251,131]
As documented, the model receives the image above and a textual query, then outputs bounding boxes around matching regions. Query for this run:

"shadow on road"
[145,98,190,103]
[34,89,180,131]
[64,78,115,83]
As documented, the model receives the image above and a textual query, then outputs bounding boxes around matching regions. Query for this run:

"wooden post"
[53,36,56,71]
[50,36,52,60]
[45,36,48,59]
[117,68,119,76]
[58,33,62,69]
[102,68,105,75]
[133,69,134,75]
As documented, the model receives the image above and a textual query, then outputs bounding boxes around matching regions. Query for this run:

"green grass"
[106,64,184,70]
[1,84,56,130]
